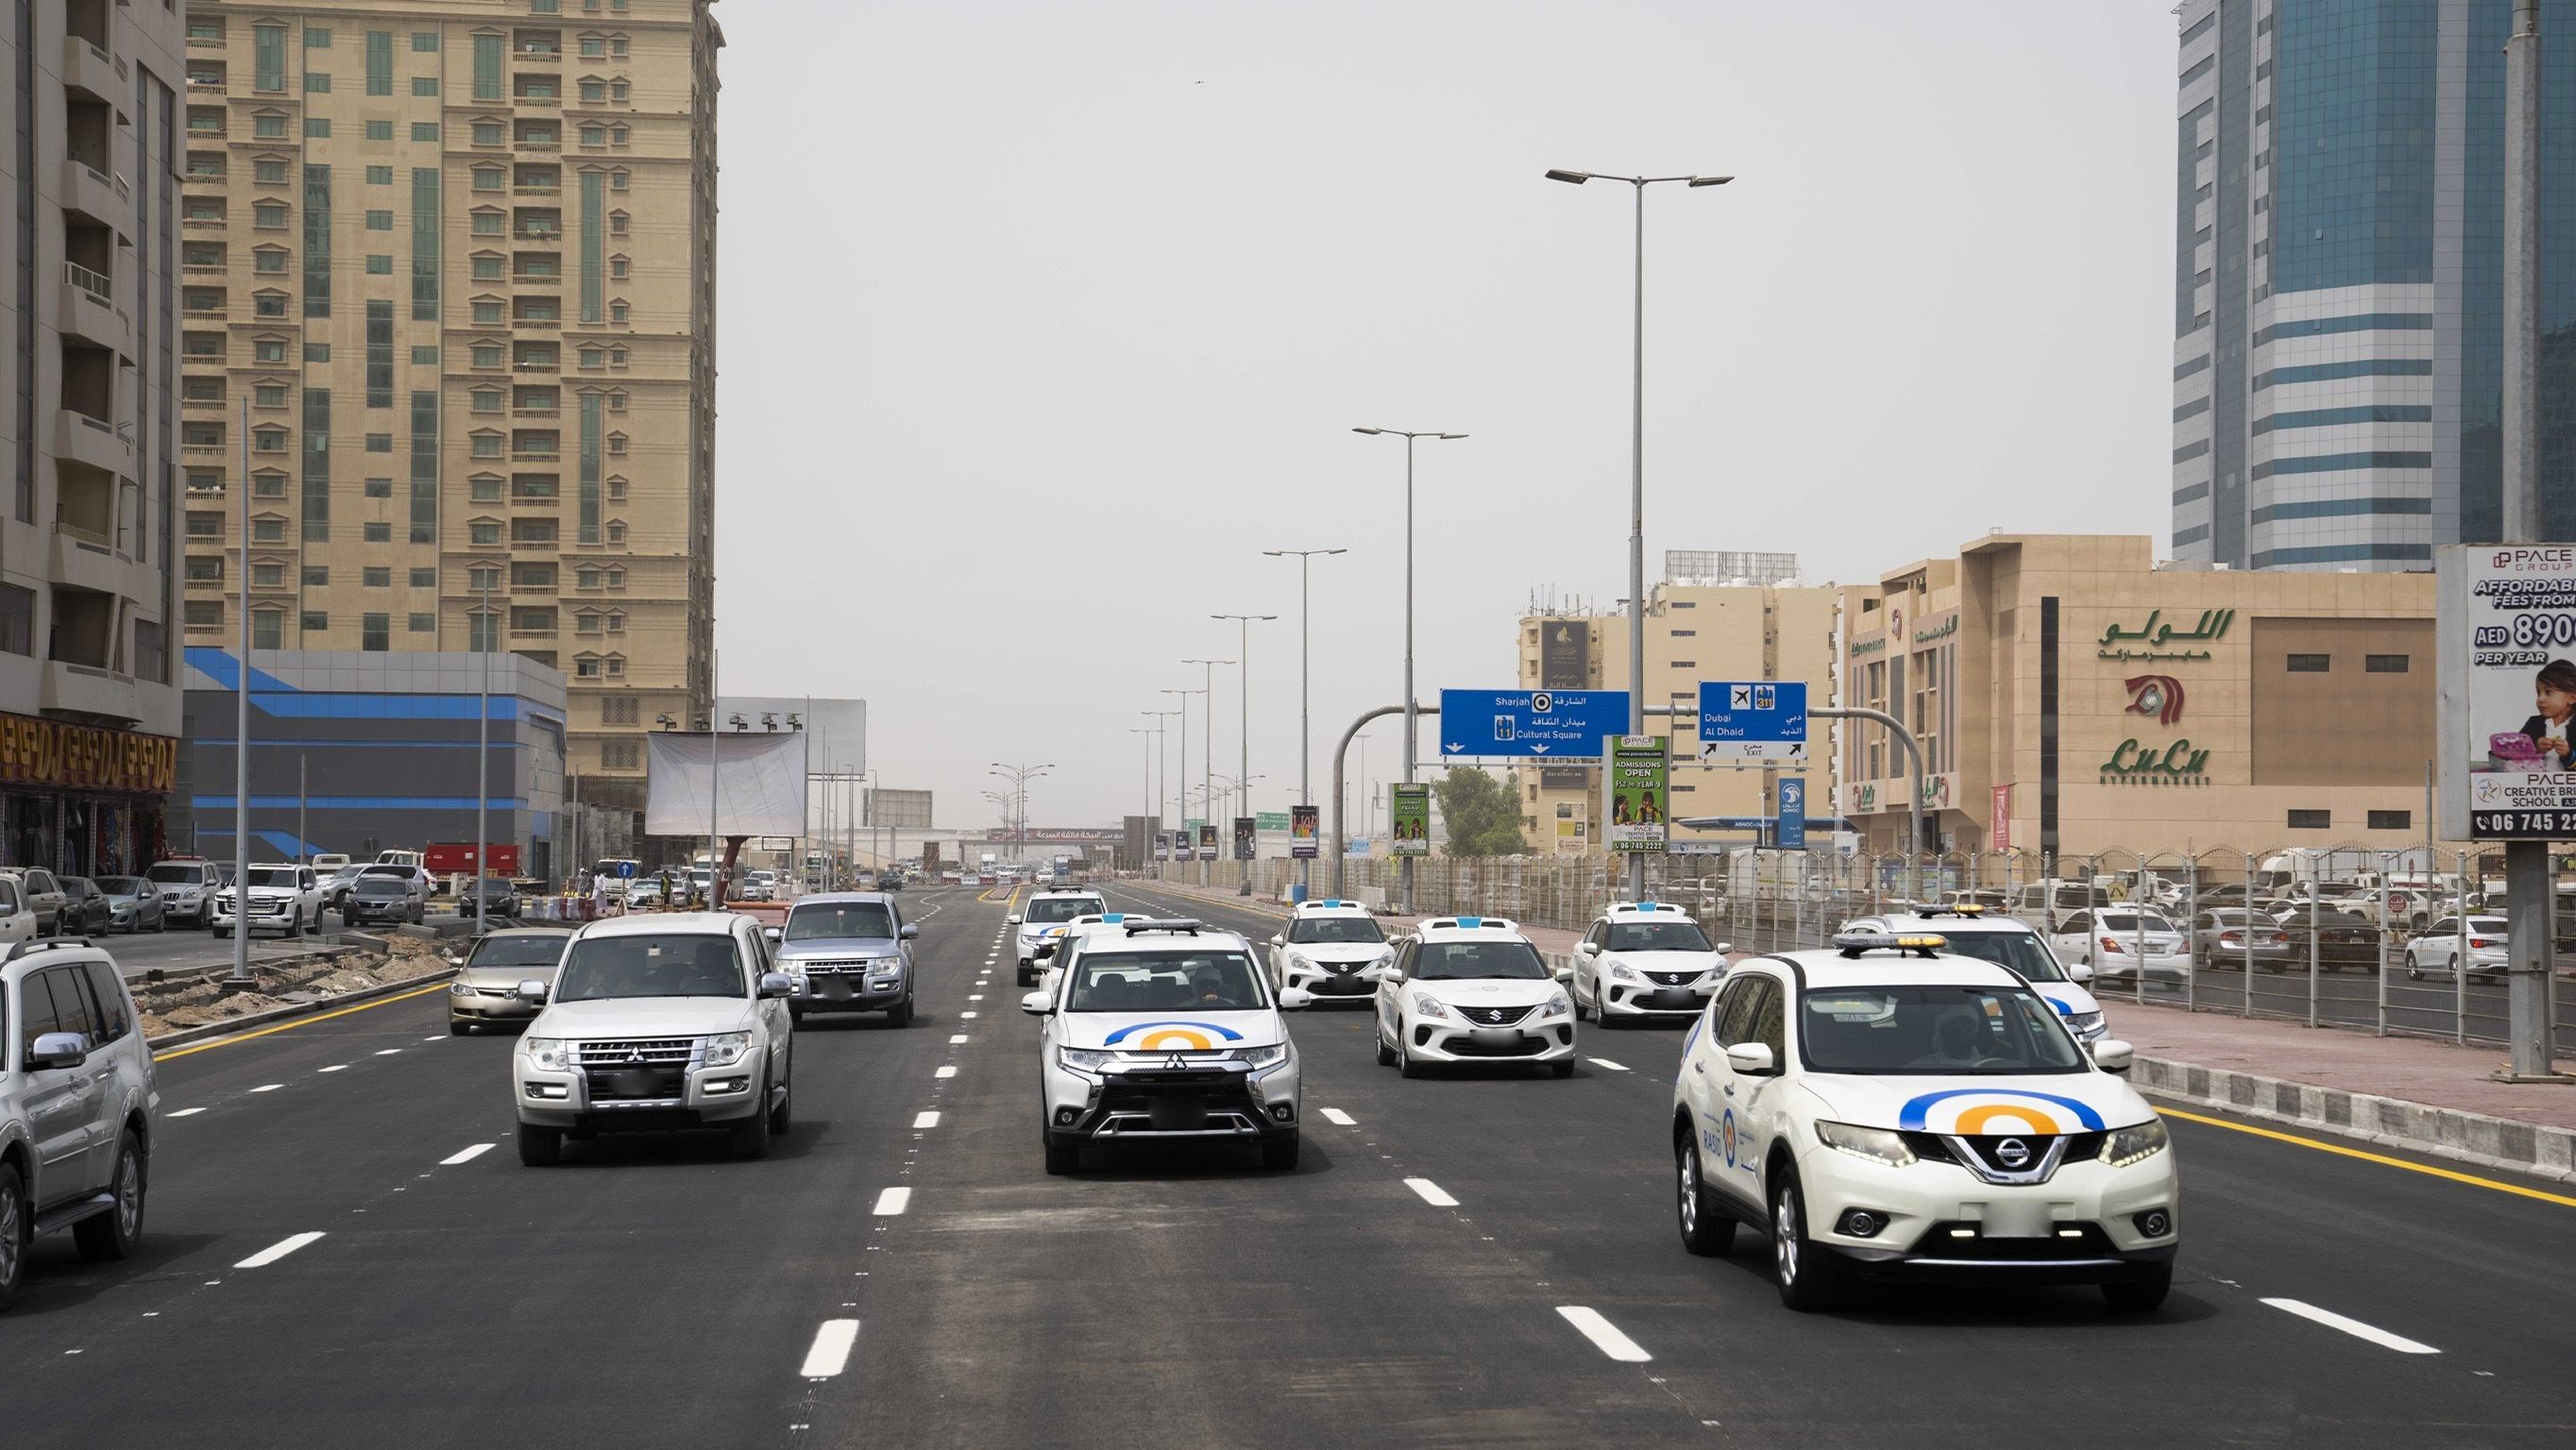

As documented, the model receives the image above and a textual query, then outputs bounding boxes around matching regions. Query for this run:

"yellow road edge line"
[2156,1104,2576,1209]
[152,982,451,1062]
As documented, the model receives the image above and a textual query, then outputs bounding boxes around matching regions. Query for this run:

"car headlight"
[1058,1046,1115,1071]
[1411,993,1449,1019]
[1240,1042,1290,1070]
[1369,949,1395,968]
[1814,1120,1917,1168]
[1542,991,1571,1017]
[1285,951,1314,970]
[1608,962,1640,982]
[449,980,474,996]
[703,1031,754,1069]
[523,1037,573,1071]
[2100,1118,2170,1168]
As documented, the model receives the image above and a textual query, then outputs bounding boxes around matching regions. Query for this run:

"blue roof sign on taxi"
[1697,680,1808,762]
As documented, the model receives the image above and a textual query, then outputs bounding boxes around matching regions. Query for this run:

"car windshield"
[470,934,572,969]
[2461,918,2510,934]
[1062,950,1268,1012]
[360,865,410,877]
[554,933,745,1001]
[1606,920,1713,953]
[1413,939,1551,981]
[1025,897,1105,924]
[356,879,407,896]
[1799,986,2085,1075]
[94,877,144,895]
[1288,917,1385,945]
[2097,914,2175,934]
[1926,931,2067,983]
[145,864,204,885]
[787,902,894,940]
[246,868,298,888]
[474,879,513,896]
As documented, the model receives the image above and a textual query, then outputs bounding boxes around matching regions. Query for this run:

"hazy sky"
[711,1,2178,832]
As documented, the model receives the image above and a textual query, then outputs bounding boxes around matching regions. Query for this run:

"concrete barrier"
[2131,1053,2576,1185]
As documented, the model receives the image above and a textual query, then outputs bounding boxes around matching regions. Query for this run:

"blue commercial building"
[2170,0,2576,571]
[172,649,568,880]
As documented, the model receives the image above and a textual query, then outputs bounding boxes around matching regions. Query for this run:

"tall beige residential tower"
[177,0,719,816]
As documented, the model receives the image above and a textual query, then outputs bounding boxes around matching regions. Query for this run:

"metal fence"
[1151,846,2576,1055]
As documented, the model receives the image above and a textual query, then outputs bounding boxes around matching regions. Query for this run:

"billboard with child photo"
[2439,545,2576,839]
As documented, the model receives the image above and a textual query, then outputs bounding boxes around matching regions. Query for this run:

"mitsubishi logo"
[623,1049,645,1065]
[1163,1054,1188,1071]
[1992,1138,2031,1170]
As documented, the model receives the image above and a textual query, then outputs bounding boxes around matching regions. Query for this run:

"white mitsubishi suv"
[1670,928,2178,1312]
[1374,918,1576,1077]
[512,912,796,1164]
[1572,901,1732,1024]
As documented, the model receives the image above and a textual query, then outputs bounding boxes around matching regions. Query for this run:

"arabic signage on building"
[0,713,177,795]
[2094,607,2235,665]
[1604,735,1668,853]
[1389,784,1431,857]
[2437,545,2576,839]
[1914,615,1958,645]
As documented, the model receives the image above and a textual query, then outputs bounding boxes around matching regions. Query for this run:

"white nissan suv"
[512,912,796,1165]
[1265,899,1394,1003]
[1573,901,1732,1024]
[1670,929,2178,1312]
[1374,917,1576,1077]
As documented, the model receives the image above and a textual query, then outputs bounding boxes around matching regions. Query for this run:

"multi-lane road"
[3,883,2571,1446]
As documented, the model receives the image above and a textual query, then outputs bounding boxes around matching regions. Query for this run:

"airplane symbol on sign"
[1730,686,1752,709]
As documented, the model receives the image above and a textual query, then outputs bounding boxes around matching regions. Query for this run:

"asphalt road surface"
[4,882,2572,1447]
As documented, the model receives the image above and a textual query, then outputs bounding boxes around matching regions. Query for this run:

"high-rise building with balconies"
[175,0,719,821]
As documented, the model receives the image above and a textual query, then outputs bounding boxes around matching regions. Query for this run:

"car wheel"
[1771,1166,1841,1311]
[517,1121,563,1166]
[212,925,229,940]
[730,1076,773,1159]
[788,1004,805,1024]
[74,1130,144,1262]
[1677,1133,1735,1256]
[1262,1133,1300,1171]
[1551,1059,1575,1079]
[1375,1030,1397,1067]
[767,1065,793,1136]
[154,915,166,934]
[450,1020,473,1036]
[1042,1129,1079,1176]
[1398,1034,1426,1079]
[2102,1263,2174,1312]
[887,996,913,1028]
[0,1160,23,1310]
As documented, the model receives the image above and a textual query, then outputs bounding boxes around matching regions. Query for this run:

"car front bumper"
[1402,1013,1577,1062]
[1042,1057,1299,1143]
[1597,978,1717,1019]
[449,985,539,1021]
[517,1058,765,1128]
[210,902,301,932]
[789,970,908,1012]
[1281,962,1382,1002]
[1788,1138,2180,1286]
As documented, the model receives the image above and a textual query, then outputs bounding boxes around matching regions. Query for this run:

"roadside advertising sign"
[1233,817,1257,861]
[1604,735,1669,853]
[1697,681,1808,762]
[1776,776,1806,851]
[1990,785,2010,851]
[1197,823,1218,861]
[1290,804,1319,858]
[2439,545,2576,839]
[1390,784,1432,857]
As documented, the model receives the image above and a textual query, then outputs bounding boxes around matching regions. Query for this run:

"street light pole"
[1142,709,1178,855]
[1212,615,1274,893]
[229,395,252,985]
[475,569,491,936]
[1353,429,1466,913]
[2502,0,2556,1080]
[1161,688,1201,872]
[1181,659,1229,886]
[1545,165,1731,902]
[1264,548,1345,892]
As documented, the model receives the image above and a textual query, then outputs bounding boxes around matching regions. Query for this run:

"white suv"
[512,913,796,1164]
[1572,901,1732,1024]
[1022,918,1308,1173]
[0,941,158,1308]
[1008,889,1109,984]
[1265,900,1394,1003]
[1374,918,1576,1077]
[1670,929,2178,1312]
[210,863,323,939]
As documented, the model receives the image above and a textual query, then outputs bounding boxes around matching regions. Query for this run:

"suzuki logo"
[2124,674,2185,727]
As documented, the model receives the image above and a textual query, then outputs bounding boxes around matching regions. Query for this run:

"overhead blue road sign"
[1437,689,1632,760]
[1698,680,1807,762]
[1777,777,1806,850]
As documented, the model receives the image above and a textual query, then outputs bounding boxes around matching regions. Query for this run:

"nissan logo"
[1992,1138,2031,1169]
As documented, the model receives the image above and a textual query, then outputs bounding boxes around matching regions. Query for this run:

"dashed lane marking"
[912,1111,941,1128]
[375,1049,401,1056]
[935,1065,958,1078]
[1557,1307,1652,1362]
[168,1107,205,1118]
[1320,1108,1356,1126]
[249,1084,282,1093]
[959,1011,978,1020]
[316,1065,346,1073]
[440,1143,495,1165]
[1403,1177,1458,1207]
[873,1187,911,1216]
[1588,1058,1630,1071]
[235,1231,326,1268]
[799,1320,860,1377]
[2262,1298,2438,1355]
[949,1035,970,1044]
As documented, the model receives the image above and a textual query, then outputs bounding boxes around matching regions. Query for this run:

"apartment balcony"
[57,264,130,354]
[514,407,561,418]
[59,160,134,238]
[48,523,133,599]
[61,35,128,105]
[512,448,561,463]
[54,409,131,476]
[516,138,559,154]
[40,659,141,728]
[186,76,228,97]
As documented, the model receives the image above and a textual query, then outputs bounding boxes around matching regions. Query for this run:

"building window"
[2287,810,2331,831]
[410,613,437,632]
[363,522,392,542]
[578,568,602,588]
[302,565,330,586]
[253,564,283,586]
[300,611,329,634]
[2366,810,2412,831]
[185,601,223,629]
[474,122,505,147]
[253,473,287,497]
[471,475,504,501]
[306,119,331,139]
[254,203,289,228]
[576,612,602,634]
[414,346,441,364]
[468,566,500,591]
[414,76,441,97]
[473,390,503,413]
[605,655,623,676]
[514,608,557,632]
[413,123,442,143]
[253,611,284,649]
[604,520,625,544]
[2286,654,2330,673]
[2365,654,2410,673]
[471,521,502,546]
[602,697,638,725]
[364,119,392,141]
[472,344,504,368]
[364,478,394,498]
[473,254,506,279]
[186,557,225,582]
[362,614,391,650]
[575,656,602,678]
[604,567,624,588]
[602,740,641,769]
[412,568,439,588]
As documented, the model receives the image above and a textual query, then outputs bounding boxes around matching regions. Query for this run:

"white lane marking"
[967,994,984,1001]
[1320,1108,1356,1126]
[948,1035,970,1044]
[1403,1177,1458,1207]
[168,1107,206,1118]
[424,1036,444,1042]
[1556,1306,1652,1362]
[798,1319,861,1377]
[234,1231,327,1268]
[375,1049,401,1056]
[872,1187,912,1216]
[935,1065,958,1078]
[959,1011,978,1020]
[249,1084,282,1093]
[440,1143,495,1166]
[1588,1058,1630,1071]
[316,1065,347,1073]
[2262,1298,2439,1354]
[912,1111,941,1129]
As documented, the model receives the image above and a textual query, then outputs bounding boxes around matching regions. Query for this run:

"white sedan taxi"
[1572,901,1731,1023]
[1265,899,1394,1003]
[1022,918,1308,1173]
[1670,930,2178,1311]
[1373,917,1576,1077]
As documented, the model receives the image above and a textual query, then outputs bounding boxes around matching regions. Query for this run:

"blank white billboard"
[645,730,810,838]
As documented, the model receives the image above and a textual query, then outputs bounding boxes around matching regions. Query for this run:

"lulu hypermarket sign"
[0,711,176,794]
[2098,737,2211,785]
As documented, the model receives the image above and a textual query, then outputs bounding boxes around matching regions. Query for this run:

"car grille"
[1456,1003,1534,1026]
[1645,969,1699,986]
[1901,1131,2104,1175]
[796,959,878,976]
[576,1038,696,1067]
[1445,1035,1549,1056]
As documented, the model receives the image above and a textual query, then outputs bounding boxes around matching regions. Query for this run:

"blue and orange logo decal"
[1101,1020,1246,1051]
[1896,1089,2105,1136]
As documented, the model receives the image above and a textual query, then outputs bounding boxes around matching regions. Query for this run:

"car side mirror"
[1714,941,1734,954]
[1020,990,1052,1017]
[1268,934,1284,947]
[2092,1038,2134,1072]
[759,971,794,999]
[1278,987,1313,1011]
[516,979,549,1005]
[900,923,919,939]
[27,1031,86,1070]
[1551,964,1574,983]
[2069,963,2094,984]
[1005,915,1022,925]
[762,926,783,944]
[1724,1041,1776,1075]
[1577,941,1602,956]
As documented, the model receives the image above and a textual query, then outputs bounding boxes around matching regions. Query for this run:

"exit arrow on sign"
[1530,744,1550,753]
[1445,742,1462,752]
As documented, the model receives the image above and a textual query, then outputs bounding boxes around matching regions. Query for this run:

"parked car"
[2047,908,2193,980]
[2271,907,2385,971]
[92,877,167,935]
[0,941,157,1308]
[309,852,351,875]
[0,878,36,950]
[0,868,68,934]
[144,859,220,927]
[52,877,112,936]
[465,877,520,921]
[320,863,367,913]
[2010,879,2111,932]
[2404,916,2511,982]
[2189,908,2292,970]
[345,873,428,926]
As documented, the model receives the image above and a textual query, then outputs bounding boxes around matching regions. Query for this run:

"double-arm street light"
[1544,165,1731,899]
[1141,709,1179,849]
[1211,614,1276,894]
[988,762,1052,864]
[1161,687,1205,870]
[1180,658,1231,885]
[1353,428,1466,913]
[1263,548,1347,890]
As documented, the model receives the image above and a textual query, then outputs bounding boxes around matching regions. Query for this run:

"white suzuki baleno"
[1671,930,2178,1312]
